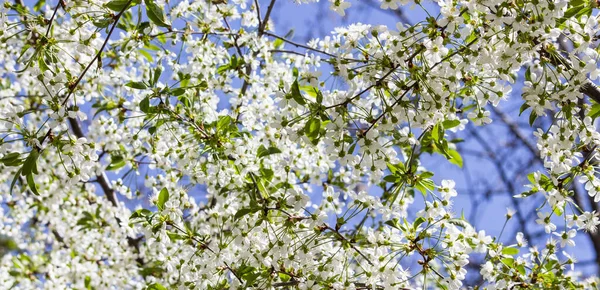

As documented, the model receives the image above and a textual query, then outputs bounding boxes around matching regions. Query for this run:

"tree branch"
[67,117,118,207]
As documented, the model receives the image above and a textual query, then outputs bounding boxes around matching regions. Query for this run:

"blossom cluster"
[0,0,600,289]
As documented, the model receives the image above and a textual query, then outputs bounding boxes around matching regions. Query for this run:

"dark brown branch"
[67,117,118,207]
[259,0,276,36]
[45,3,61,37]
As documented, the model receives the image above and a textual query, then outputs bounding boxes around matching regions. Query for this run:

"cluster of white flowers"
[0,0,600,289]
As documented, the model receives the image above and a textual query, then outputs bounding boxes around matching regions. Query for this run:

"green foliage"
[144,0,170,28]
[157,188,169,211]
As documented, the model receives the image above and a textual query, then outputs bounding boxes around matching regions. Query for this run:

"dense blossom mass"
[1,0,600,289]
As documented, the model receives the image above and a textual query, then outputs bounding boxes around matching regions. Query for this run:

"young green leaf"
[106,155,126,171]
[588,103,600,119]
[157,188,169,211]
[234,207,260,220]
[21,149,39,177]
[442,119,461,129]
[170,88,185,96]
[0,152,21,166]
[126,81,147,89]
[305,118,321,138]
[147,283,167,290]
[105,0,130,11]
[9,168,23,195]
[529,111,537,127]
[290,80,306,105]
[502,247,519,255]
[144,0,170,28]
[519,103,530,116]
[152,66,162,87]
[256,178,269,199]
[140,97,150,113]
[447,149,463,168]
[26,173,39,195]
[257,145,282,158]
[413,217,426,229]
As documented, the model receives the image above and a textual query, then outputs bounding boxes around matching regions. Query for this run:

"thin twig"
[324,225,374,266]
[259,0,276,35]
[45,3,61,37]
[67,117,118,207]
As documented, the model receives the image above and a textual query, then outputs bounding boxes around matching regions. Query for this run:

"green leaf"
[0,152,21,166]
[234,207,260,220]
[413,217,426,229]
[260,167,274,181]
[84,276,92,290]
[524,66,532,82]
[0,235,19,253]
[105,0,131,11]
[527,172,537,184]
[126,81,147,89]
[140,97,150,113]
[10,168,23,195]
[305,118,321,138]
[257,145,282,158]
[502,247,519,255]
[21,150,39,176]
[216,115,232,131]
[570,0,585,7]
[420,171,434,179]
[431,124,440,142]
[93,18,113,28]
[300,86,319,98]
[559,1,593,28]
[217,64,230,75]
[447,149,463,168]
[152,66,162,87]
[139,50,153,62]
[564,5,590,19]
[447,218,470,228]
[106,155,126,171]
[273,29,294,48]
[33,0,46,12]
[171,88,185,96]
[147,283,167,290]
[515,190,536,198]
[384,218,401,230]
[290,80,306,105]
[256,178,269,199]
[157,188,169,211]
[529,111,537,127]
[442,119,461,129]
[553,205,563,216]
[415,179,434,195]
[383,175,398,183]
[26,173,39,195]
[130,209,153,219]
[519,103,530,116]
[501,257,514,267]
[517,265,526,275]
[386,162,402,174]
[588,103,600,119]
[144,0,170,28]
